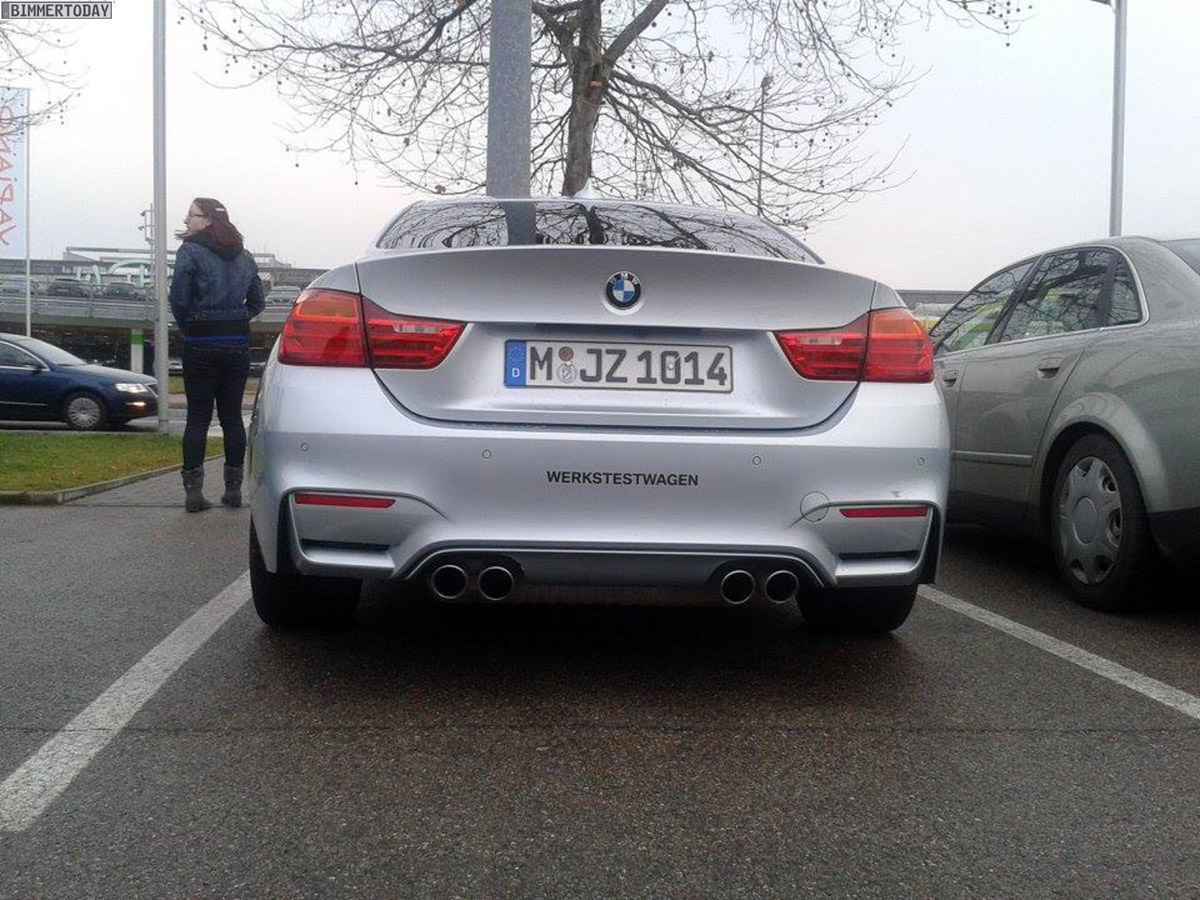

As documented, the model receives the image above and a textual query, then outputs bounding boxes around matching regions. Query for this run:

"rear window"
[1164,239,1200,277]
[375,200,817,263]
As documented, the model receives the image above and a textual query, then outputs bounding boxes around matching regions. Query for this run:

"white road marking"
[0,572,252,833]
[920,585,1200,723]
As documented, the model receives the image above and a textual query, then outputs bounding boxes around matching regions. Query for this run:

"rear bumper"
[248,366,950,591]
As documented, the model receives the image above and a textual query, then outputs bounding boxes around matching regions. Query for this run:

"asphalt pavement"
[1,466,1198,899]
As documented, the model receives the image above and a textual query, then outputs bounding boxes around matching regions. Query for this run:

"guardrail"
[0,295,292,327]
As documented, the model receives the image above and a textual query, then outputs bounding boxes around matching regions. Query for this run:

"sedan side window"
[998,249,1111,343]
[0,342,38,367]
[1107,259,1142,326]
[931,260,1034,355]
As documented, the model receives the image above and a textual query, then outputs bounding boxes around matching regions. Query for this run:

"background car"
[0,332,158,429]
[247,197,947,633]
[44,277,96,299]
[266,285,302,305]
[0,275,36,297]
[101,281,150,302]
[931,236,1200,610]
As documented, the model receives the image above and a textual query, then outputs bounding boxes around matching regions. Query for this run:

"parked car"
[266,285,302,305]
[101,282,149,301]
[44,277,95,299]
[247,197,947,631]
[0,333,158,429]
[931,237,1200,610]
[0,275,35,297]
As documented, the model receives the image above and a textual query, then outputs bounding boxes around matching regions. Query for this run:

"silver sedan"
[932,236,1200,610]
[247,198,949,633]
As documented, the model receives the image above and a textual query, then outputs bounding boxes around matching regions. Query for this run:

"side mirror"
[22,361,46,372]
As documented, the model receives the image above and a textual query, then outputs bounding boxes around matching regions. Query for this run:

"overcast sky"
[14,0,1200,289]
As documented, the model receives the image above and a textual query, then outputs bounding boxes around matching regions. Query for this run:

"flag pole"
[23,90,31,337]
[153,0,170,433]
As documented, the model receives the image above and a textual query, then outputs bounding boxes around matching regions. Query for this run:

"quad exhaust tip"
[430,564,468,600]
[478,565,516,602]
[720,570,755,605]
[764,570,800,604]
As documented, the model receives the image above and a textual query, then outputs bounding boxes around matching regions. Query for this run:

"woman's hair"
[180,196,244,248]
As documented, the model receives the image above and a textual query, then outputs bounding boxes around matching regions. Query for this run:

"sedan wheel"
[63,393,107,430]
[1059,456,1122,586]
[1052,435,1151,612]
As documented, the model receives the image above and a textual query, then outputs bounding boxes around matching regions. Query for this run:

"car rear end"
[248,200,948,630]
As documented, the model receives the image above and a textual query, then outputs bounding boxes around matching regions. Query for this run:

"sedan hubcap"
[68,396,102,429]
[1059,456,1122,586]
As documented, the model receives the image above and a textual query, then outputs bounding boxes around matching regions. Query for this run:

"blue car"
[0,333,158,429]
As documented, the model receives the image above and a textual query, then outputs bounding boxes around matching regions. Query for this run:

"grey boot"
[182,466,212,513]
[221,465,243,508]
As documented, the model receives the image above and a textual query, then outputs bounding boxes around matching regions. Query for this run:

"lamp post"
[1093,0,1127,236]
[486,1,532,197]
[756,73,773,217]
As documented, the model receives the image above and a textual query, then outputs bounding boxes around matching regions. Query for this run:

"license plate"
[505,340,733,393]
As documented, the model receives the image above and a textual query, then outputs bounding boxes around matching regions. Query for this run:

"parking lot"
[0,462,1197,899]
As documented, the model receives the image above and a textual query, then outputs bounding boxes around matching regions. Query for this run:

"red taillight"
[775,307,933,384]
[775,315,868,380]
[840,506,929,519]
[864,307,934,384]
[293,492,395,509]
[362,299,464,370]
[279,291,465,370]
[279,289,366,367]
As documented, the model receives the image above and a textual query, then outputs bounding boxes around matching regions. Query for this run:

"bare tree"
[0,17,81,135]
[183,0,1015,228]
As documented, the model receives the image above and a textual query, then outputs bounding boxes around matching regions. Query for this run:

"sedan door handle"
[1035,357,1063,378]
[940,369,959,387]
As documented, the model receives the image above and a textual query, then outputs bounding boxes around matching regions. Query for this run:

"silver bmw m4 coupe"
[247,198,948,633]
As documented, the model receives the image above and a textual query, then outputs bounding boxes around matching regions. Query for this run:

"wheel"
[62,392,107,430]
[1051,434,1152,612]
[249,523,361,628]
[798,585,917,634]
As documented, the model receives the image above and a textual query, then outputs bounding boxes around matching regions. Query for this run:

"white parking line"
[920,586,1200,723]
[0,572,252,833]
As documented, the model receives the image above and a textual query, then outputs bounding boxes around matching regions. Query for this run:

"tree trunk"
[561,1,606,196]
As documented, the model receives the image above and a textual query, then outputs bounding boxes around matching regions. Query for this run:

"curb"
[0,454,224,506]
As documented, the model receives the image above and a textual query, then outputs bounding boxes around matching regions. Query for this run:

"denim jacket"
[168,233,266,339]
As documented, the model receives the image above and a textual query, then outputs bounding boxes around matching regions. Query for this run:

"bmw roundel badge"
[605,272,642,310]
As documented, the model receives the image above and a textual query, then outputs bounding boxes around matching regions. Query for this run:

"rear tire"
[798,585,917,634]
[1051,434,1152,612]
[249,523,361,629]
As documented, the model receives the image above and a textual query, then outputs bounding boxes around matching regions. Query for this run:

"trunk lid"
[355,246,878,430]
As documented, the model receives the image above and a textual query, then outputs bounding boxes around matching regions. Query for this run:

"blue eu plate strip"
[505,340,527,387]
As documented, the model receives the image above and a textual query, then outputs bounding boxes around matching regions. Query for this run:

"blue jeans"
[182,342,250,470]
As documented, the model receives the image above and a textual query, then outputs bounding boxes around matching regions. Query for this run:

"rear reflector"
[279,289,366,367]
[775,307,933,383]
[362,299,464,370]
[293,493,395,509]
[840,506,929,519]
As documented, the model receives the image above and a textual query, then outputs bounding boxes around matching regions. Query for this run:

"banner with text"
[0,87,29,259]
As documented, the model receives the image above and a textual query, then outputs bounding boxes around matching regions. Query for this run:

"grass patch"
[0,434,224,493]
[168,376,259,395]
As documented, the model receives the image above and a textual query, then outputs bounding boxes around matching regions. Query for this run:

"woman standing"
[168,198,266,512]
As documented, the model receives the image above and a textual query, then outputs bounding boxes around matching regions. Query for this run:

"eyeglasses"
[186,212,208,221]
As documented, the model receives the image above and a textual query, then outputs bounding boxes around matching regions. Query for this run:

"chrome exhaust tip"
[764,570,800,604]
[719,570,755,605]
[478,565,516,602]
[430,564,468,600]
